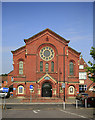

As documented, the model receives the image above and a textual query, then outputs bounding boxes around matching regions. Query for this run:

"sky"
[1,2,93,74]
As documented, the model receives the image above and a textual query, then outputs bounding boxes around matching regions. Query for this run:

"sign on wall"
[13,88,16,90]
[30,85,33,90]
[62,83,65,88]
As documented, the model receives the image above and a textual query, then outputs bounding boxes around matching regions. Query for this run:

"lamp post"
[63,47,65,110]
[64,47,65,102]
[25,82,26,97]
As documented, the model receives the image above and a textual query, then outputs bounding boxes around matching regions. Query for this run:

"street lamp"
[63,47,65,109]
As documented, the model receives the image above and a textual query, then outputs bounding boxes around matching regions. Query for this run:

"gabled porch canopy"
[37,73,57,84]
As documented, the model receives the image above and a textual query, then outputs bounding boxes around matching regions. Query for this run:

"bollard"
[30,95,31,103]
[63,101,65,110]
[2,103,6,109]
[2,104,3,109]
[85,99,87,108]
[76,99,78,109]
[4,97,5,109]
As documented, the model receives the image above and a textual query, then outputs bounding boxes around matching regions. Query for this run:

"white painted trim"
[68,86,74,95]
[18,85,24,94]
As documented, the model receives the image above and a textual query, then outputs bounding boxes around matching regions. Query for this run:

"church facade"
[8,28,82,99]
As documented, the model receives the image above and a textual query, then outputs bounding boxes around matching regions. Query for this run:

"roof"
[11,29,81,55]
[24,28,70,43]
[8,70,13,75]
[68,46,81,55]
[79,57,88,67]
[11,28,70,54]
[87,82,94,89]
[11,45,26,54]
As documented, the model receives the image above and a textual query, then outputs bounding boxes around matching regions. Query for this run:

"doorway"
[42,82,52,97]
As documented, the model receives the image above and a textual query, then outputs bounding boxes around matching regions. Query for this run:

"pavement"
[0,97,76,104]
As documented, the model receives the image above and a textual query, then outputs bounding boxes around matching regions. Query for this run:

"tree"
[0,74,8,76]
[86,47,95,82]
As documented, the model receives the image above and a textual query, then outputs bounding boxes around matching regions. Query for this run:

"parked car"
[0,88,10,98]
[6,90,10,98]
[76,93,89,101]
[82,97,95,107]
[0,88,7,98]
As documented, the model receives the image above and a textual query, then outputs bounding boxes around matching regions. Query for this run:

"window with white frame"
[79,72,87,79]
[79,65,84,69]
[70,87,73,93]
[45,63,49,72]
[18,85,24,94]
[88,74,91,80]
[11,77,14,82]
[69,86,74,95]
[79,85,87,92]
[19,61,23,75]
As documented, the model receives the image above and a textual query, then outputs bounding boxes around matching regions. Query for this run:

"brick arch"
[36,43,58,73]
[38,77,57,87]
[68,84,75,88]
[40,79,56,87]
[69,59,75,64]
[37,43,58,55]
[17,84,25,87]
[18,58,24,62]
[37,74,57,86]
[68,85,75,96]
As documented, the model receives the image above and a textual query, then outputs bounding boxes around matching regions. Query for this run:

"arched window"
[69,86,75,95]
[45,63,49,72]
[18,85,24,94]
[19,61,23,75]
[70,87,73,93]
[51,61,54,72]
[69,61,74,75]
[40,61,43,72]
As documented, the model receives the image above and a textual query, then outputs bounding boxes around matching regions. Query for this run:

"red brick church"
[7,28,93,99]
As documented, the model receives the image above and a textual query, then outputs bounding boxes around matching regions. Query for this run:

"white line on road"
[37,110,40,111]
[33,110,38,114]
[60,109,87,118]
[33,110,40,113]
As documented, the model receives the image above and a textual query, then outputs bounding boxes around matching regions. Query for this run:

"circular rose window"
[40,47,55,61]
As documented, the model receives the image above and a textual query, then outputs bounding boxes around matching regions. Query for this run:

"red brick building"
[7,28,93,99]
[79,56,95,93]
[0,75,8,88]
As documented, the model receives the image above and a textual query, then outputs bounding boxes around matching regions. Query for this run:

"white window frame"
[19,61,23,75]
[11,77,14,82]
[45,63,49,72]
[18,85,24,94]
[79,65,84,69]
[79,72,87,79]
[79,85,87,91]
[69,86,74,95]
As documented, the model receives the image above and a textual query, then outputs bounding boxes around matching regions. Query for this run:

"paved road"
[1,104,94,120]
[2,108,93,119]
[1,97,95,120]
